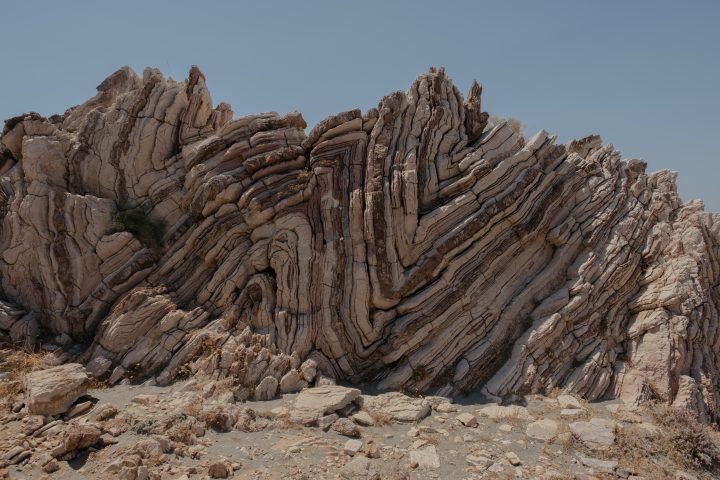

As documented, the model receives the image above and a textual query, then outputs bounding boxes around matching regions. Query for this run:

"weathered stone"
[25,363,88,415]
[339,455,379,480]
[361,392,430,423]
[557,395,583,410]
[351,411,376,426]
[254,376,278,401]
[344,438,363,456]
[477,405,533,422]
[279,370,307,393]
[569,418,616,450]
[577,454,618,474]
[456,412,478,427]
[290,385,361,425]
[332,418,361,437]
[526,419,558,441]
[409,445,440,469]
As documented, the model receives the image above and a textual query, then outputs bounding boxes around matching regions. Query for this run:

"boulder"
[289,385,361,425]
[409,445,440,469]
[477,405,533,422]
[361,392,430,423]
[569,418,617,450]
[526,419,558,441]
[25,363,89,415]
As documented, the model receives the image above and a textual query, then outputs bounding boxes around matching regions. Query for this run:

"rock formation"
[1,65,719,422]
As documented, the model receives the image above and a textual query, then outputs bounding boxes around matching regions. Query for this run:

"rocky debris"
[526,419,558,441]
[361,392,430,423]
[569,418,616,450]
[24,363,88,415]
[477,405,533,422]
[289,385,361,425]
[409,445,440,469]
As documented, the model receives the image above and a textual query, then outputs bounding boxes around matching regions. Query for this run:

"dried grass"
[0,348,47,411]
[613,403,720,478]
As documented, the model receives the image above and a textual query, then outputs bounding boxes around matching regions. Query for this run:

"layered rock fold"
[1,65,718,421]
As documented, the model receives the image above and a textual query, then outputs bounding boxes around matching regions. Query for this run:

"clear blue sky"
[2,1,718,209]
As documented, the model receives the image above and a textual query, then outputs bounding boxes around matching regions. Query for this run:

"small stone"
[526,419,558,441]
[557,394,583,410]
[478,405,533,422]
[42,458,60,473]
[279,370,308,394]
[409,445,440,469]
[456,412,478,427]
[66,400,93,419]
[344,439,364,456]
[560,408,585,420]
[332,418,361,437]
[86,356,112,378]
[505,451,522,466]
[352,411,376,426]
[499,424,513,432]
[287,446,301,454]
[466,454,492,469]
[569,418,616,450]
[577,454,618,473]
[318,413,339,430]
[339,455,379,480]
[254,376,278,401]
[435,402,459,413]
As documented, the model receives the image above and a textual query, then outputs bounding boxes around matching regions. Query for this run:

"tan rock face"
[25,363,88,415]
[2,65,720,421]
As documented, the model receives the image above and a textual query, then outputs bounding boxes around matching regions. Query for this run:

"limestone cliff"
[1,66,718,421]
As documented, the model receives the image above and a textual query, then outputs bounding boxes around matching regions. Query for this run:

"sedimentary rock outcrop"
[1,65,719,421]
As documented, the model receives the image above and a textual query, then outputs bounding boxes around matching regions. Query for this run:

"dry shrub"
[614,404,720,477]
[369,411,392,426]
[0,348,47,411]
[200,406,233,432]
[167,422,195,445]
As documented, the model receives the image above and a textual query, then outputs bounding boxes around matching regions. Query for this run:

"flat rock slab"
[361,392,430,423]
[569,418,616,450]
[477,404,534,422]
[409,445,440,469]
[289,385,360,425]
[25,363,89,415]
[526,419,558,441]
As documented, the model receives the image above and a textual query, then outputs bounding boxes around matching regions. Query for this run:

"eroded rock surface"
[1,65,720,421]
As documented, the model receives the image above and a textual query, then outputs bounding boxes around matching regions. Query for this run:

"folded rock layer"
[1,66,718,421]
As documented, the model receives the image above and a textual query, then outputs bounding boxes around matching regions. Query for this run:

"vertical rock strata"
[1,66,718,421]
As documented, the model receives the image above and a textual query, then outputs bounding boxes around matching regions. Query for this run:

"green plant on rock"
[109,201,166,250]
